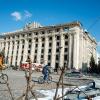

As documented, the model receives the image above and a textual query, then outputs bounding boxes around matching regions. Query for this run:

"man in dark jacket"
[42,65,49,81]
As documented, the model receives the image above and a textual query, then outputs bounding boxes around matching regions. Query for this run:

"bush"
[89,55,96,73]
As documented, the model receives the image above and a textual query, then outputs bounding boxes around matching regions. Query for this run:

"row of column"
[4,34,81,70]
[4,34,79,69]
[68,28,80,70]
[4,34,68,68]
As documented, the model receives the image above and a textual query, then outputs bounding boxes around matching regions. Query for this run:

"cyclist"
[0,56,3,70]
[42,64,49,82]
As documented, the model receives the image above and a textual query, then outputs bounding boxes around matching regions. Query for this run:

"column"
[5,41,8,63]
[17,40,22,66]
[44,36,49,65]
[85,39,89,67]
[8,40,13,65]
[12,41,17,65]
[51,35,56,68]
[79,32,83,69]
[30,36,35,62]
[1,42,4,50]
[73,32,79,70]
[83,38,87,63]
[23,39,28,62]
[59,34,65,68]
[37,36,42,63]
[68,34,72,69]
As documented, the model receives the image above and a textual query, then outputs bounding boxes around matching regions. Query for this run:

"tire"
[38,76,44,84]
[0,74,8,84]
[47,76,52,83]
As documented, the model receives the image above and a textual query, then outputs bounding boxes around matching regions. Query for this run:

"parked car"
[20,62,43,71]
[65,71,83,78]
[32,63,43,71]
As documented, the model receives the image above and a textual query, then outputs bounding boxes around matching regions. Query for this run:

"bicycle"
[38,75,52,84]
[0,67,8,84]
[0,72,8,84]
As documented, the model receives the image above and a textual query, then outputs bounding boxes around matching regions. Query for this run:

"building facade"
[0,21,97,70]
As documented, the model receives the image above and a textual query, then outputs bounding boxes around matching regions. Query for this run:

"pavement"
[0,69,100,100]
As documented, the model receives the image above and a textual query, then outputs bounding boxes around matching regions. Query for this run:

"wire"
[87,17,100,31]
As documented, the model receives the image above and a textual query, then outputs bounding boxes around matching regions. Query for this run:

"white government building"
[0,21,97,70]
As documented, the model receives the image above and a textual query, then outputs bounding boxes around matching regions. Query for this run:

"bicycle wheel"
[0,73,8,84]
[38,76,44,84]
[47,76,52,83]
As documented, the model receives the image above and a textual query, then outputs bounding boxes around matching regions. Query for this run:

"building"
[0,21,97,70]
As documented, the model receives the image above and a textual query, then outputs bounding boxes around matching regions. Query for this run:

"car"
[32,63,43,71]
[20,62,43,71]
[65,71,83,78]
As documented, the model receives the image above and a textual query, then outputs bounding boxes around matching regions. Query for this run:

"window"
[29,39,32,43]
[34,32,38,35]
[17,41,19,44]
[48,55,51,60]
[21,56,23,61]
[64,48,68,52]
[41,55,43,58]
[34,55,37,60]
[17,45,19,49]
[42,38,45,41]
[56,36,60,40]
[16,35,19,38]
[28,33,32,36]
[48,49,51,53]
[41,49,44,53]
[48,30,52,33]
[56,48,59,52]
[56,55,59,60]
[49,37,52,41]
[64,55,67,60]
[55,28,60,32]
[48,63,50,66]
[12,41,14,45]
[42,43,44,47]
[49,43,52,47]
[22,50,24,54]
[17,50,18,54]
[22,45,24,49]
[65,41,68,45]
[4,37,6,40]
[41,31,45,34]
[34,55,37,62]
[28,50,30,54]
[22,34,25,37]
[56,42,59,46]
[64,27,69,31]
[35,50,37,53]
[35,44,38,47]
[65,35,68,39]
[22,40,25,43]
[35,38,38,42]
[12,36,14,39]
[28,44,31,48]
[15,56,18,60]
